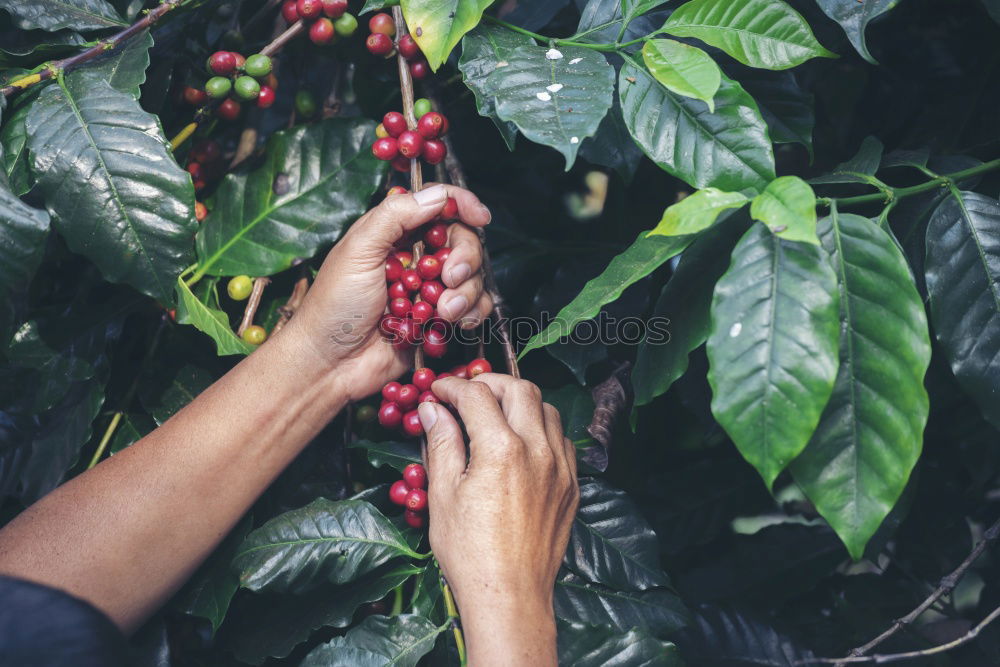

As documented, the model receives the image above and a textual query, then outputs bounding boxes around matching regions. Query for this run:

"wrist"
[458,591,557,666]
[259,323,349,413]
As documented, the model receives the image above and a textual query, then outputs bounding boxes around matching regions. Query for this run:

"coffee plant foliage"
[2,0,1000,663]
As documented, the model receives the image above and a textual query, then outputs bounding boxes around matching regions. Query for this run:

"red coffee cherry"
[391,155,411,172]
[422,139,446,165]
[208,50,237,75]
[418,390,440,404]
[423,327,448,358]
[281,0,299,22]
[183,86,207,106]
[419,280,444,305]
[436,371,453,380]
[417,112,446,139]
[372,137,399,161]
[412,368,436,392]
[451,364,469,379]
[321,0,347,17]
[366,32,393,56]
[297,0,322,19]
[195,202,208,221]
[409,59,429,79]
[403,463,427,489]
[388,281,408,300]
[434,247,451,264]
[402,410,423,437]
[397,130,424,159]
[398,34,420,60]
[378,402,403,429]
[400,269,422,293]
[385,256,404,282]
[389,479,410,505]
[467,358,492,377]
[231,51,246,69]
[387,186,409,196]
[442,197,459,220]
[405,487,428,511]
[397,384,420,410]
[395,317,420,346]
[309,17,336,45]
[404,509,426,529]
[382,381,402,402]
[217,99,242,120]
[424,223,448,249]
[410,300,434,324]
[186,162,203,180]
[368,12,395,36]
[389,297,412,318]
[417,255,442,280]
[257,85,276,108]
[395,250,413,268]
[382,111,407,138]
[191,139,221,163]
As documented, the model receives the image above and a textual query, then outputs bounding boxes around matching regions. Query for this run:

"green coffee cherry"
[233,75,261,101]
[244,54,272,79]
[413,98,432,118]
[334,13,358,37]
[205,76,233,99]
[228,275,253,301]
[295,90,317,117]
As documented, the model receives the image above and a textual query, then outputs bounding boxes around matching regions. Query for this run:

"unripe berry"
[372,137,398,161]
[334,12,358,36]
[398,34,420,60]
[228,275,253,300]
[356,404,377,422]
[389,297,412,318]
[434,247,451,263]
[378,402,403,429]
[420,280,444,305]
[366,33,393,56]
[442,197,459,220]
[368,12,395,36]
[391,155,411,172]
[417,111,446,139]
[400,269,422,293]
[388,281,408,300]
[397,131,424,159]
[413,98,432,118]
[386,256,404,282]
[402,410,423,437]
[410,300,434,324]
[424,223,448,249]
[244,53,272,78]
[382,111,406,138]
[389,479,410,505]
[412,368,436,392]
[321,0,347,17]
[382,381,402,403]
[234,75,261,101]
[422,139,446,165]
[387,185,409,196]
[375,123,389,138]
[467,358,492,377]
[309,17,336,45]
[257,85,276,108]
[409,59,429,79]
[418,390,440,404]
[295,90,317,117]
[297,0,322,19]
[404,509,426,529]
[397,384,420,410]
[195,201,208,221]
[217,99,242,120]
[403,463,427,489]
[183,86,207,106]
[208,50,237,75]
[423,327,448,358]
[242,325,267,345]
[417,255,442,280]
[205,76,232,99]
[395,251,413,268]
[281,0,299,22]
[405,487,427,511]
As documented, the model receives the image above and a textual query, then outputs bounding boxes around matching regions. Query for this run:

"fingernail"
[414,184,447,206]
[448,262,471,285]
[440,294,468,319]
[479,203,492,223]
[418,402,438,429]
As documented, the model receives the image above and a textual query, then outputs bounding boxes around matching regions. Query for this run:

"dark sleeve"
[0,575,131,666]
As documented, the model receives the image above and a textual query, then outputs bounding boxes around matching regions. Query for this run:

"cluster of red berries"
[281,0,359,46]
[389,463,428,528]
[371,108,449,171]
[377,359,493,435]
[185,50,277,121]
[184,139,223,220]
[364,12,428,79]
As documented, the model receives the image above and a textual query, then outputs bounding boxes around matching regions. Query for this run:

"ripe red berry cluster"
[185,139,222,193]
[282,0,359,46]
[371,108,449,171]
[389,463,428,528]
[200,50,277,120]
[377,358,492,434]
[364,13,428,79]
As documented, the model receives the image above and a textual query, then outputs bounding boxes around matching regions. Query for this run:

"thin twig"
[271,276,310,335]
[237,277,271,335]
[440,571,469,665]
[87,412,123,470]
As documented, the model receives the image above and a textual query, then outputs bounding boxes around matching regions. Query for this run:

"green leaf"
[642,39,721,111]
[487,45,615,170]
[300,614,443,667]
[349,439,422,472]
[620,63,775,194]
[554,571,690,635]
[735,67,815,158]
[707,222,840,489]
[925,190,1000,430]
[401,0,493,71]
[175,277,254,356]
[195,118,384,277]
[649,188,748,237]
[557,621,683,666]
[233,498,418,594]
[74,30,152,97]
[813,0,900,64]
[0,97,34,196]
[360,0,398,12]
[0,31,87,68]
[520,232,694,358]
[566,477,670,591]
[458,25,529,150]
[634,212,747,406]
[750,176,819,244]
[0,181,49,345]
[0,0,125,31]
[574,0,667,46]
[26,77,196,303]
[579,98,644,183]
[791,212,930,560]
[662,0,836,70]
[810,136,884,186]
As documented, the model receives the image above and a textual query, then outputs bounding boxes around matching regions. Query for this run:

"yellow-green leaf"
[750,176,818,244]
[641,39,721,111]
[175,277,254,356]
[649,188,748,237]
[401,0,493,71]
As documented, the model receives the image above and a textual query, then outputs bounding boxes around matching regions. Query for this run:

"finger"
[436,274,483,322]
[423,182,492,228]
[564,437,578,479]
[542,403,568,462]
[441,224,483,289]
[458,293,493,330]
[430,377,519,461]
[418,402,465,488]
[467,375,548,450]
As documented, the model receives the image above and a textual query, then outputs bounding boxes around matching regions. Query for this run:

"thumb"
[418,401,465,488]
[352,184,449,256]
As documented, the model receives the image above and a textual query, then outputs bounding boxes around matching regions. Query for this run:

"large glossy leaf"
[924,190,1000,429]
[0,31,87,68]
[750,176,819,245]
[299,614,442,667]
[0,98,34,196]
[641,39,721,111]
[0,182,49,345]
[574,0,668,46]
[400,0,493,71]
[554,571,690,636]
[0,0,125,32]
[649,188,748,237]
[813,0,899,64]
[676,607,816,666]
[790,212,930,560]
[734,67,814,158]
[487,45,614,170]
[707,223,840,489]
[579,98,644,182]
[349,439,422,472]
[557,621,683,666]
[175,278,254,357]
[73,30,153,97]
[634,213,746,406]
[195,118,384,277]
[661,0,836,70]
[26,77,196,303]
[520,232,694,357]
[457,25,529,150]
[620,63,775,195]
[566,478,670,591]
[232,498,419,594]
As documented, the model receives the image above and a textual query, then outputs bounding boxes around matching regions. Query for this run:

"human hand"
[418,374,579,666]
[282,184,493,401]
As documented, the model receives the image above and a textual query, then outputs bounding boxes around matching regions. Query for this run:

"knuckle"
[514,379,542,402]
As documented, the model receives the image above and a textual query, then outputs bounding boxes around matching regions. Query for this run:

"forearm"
[460,592,558,666]
[0,326,345,632]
